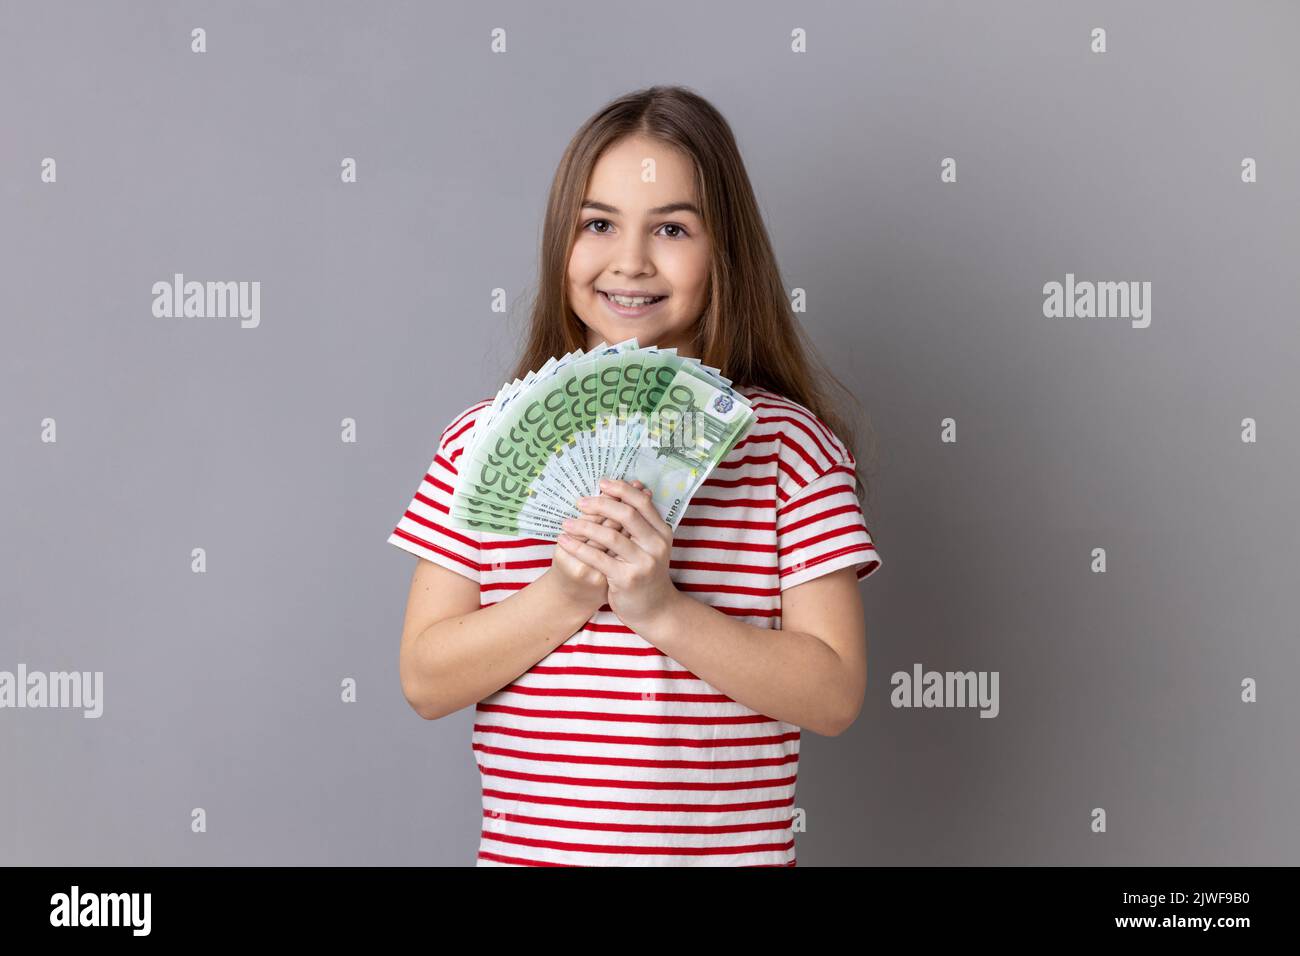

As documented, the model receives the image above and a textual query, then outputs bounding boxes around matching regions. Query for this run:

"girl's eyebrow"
[581,199,701,217]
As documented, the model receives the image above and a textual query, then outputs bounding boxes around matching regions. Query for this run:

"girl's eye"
[580,219,690,239]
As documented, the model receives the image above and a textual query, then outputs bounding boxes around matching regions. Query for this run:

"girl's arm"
[633,568,867,737]
[397,561,600,721]
[399,480,652,720]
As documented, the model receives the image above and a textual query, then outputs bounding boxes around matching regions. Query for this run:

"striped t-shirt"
[387,384,883,866]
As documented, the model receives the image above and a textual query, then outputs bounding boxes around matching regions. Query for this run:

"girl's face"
[567,135,710,358]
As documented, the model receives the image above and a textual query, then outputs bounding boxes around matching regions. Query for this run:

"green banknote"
[448,339,755,539]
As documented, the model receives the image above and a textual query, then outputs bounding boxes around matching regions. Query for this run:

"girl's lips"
[598,289,669,318]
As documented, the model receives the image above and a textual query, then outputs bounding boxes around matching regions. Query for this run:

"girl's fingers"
[604,480,643,535]
[599,479,670,542]
[557,533,619,577]
[587,480,642,548]
[577,486,661,551]
[562,515,638,561]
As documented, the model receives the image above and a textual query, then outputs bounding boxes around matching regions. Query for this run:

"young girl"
[388,85,882,867]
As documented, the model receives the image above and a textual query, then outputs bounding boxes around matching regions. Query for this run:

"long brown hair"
[506,84,878,515]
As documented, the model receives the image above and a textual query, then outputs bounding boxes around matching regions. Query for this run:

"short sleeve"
[777,460,882,590]
[386,404,486,584]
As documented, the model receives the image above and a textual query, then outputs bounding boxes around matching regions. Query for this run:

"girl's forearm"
[636,592,856,736]
[404,570,598,720]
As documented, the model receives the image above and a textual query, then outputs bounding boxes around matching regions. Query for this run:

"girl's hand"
[546,480,645,616]
[556,478,678,632]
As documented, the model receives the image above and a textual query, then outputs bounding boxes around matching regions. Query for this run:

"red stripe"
[778,474,856,521]
[426,455,457,485]
[778,502,862,536]
[675,515,775,530]
[478,829,796,857]
[523,664,705,680]
[473,723,800,749]
[712,452,780,471]
[781,542,879,579]
[476,703,782,726]
[480,786,794,813]
[744,388,840,451]
[444,417,476,448]
[768,419,838,477]
[388,526,480,573]
[480,537,554,551]
[675,580,779,598]
[439,401,491,444]
[668,558,777,574]
[684,493,777,510]
[473,743,798,771]
[778,523,870,561]
[478,764,798,792]
[774,456,807,501]
[482,808,794,835]
[474,850,795,866]
[542,642,679,658]
[489,684,737,703]
[667,535,773,554]
[400,499,479,546]
[712,604,780,618]
[699,473,778,491]
[476,598,783,622]
[477,850,576,866]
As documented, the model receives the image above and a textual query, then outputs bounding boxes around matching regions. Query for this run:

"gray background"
[2,0,1297,865]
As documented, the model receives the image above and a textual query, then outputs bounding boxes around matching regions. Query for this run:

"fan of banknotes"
[448,338,756,539]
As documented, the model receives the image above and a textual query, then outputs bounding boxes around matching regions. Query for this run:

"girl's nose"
[610,232,652,275]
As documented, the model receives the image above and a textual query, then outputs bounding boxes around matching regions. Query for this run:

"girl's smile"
[597,288,670,317]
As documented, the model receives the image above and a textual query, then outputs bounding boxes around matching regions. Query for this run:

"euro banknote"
[447,339,755,539]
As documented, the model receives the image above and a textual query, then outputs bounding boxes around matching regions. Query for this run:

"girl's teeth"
[607,293,662,306]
